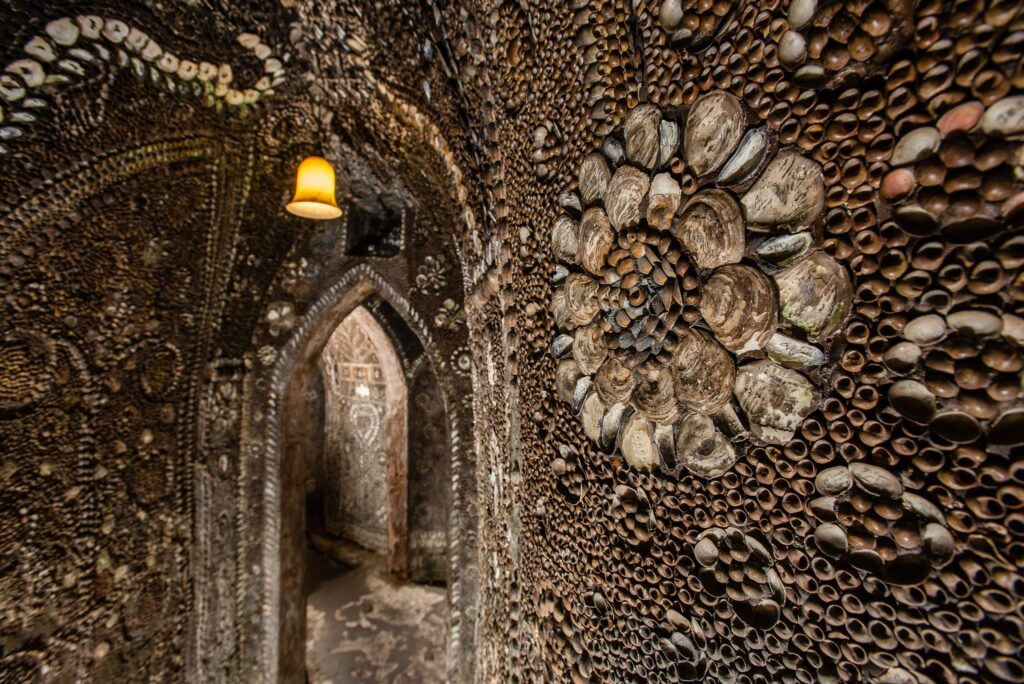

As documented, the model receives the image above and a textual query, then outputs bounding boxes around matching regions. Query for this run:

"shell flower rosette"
[551,92,853,476]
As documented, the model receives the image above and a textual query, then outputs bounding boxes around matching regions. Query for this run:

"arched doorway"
[301,304,447,682]
[314,306,409,575]
[260,266,468,684]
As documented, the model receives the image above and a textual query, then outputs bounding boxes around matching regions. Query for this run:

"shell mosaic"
[2,0,1024,683]
[551,95,853,475]
[0,16,286,154]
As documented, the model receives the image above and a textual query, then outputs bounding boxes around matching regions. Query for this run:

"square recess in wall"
[345,200,406,258]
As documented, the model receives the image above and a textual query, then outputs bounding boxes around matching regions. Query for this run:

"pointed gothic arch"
[254,264,474,683]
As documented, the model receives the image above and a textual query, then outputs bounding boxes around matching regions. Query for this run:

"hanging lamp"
[286,155,342,220]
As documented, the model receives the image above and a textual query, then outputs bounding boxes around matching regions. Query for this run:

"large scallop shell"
[632,364,680,424]
[572,323,608,375]
[674,412,738,478]
[672,189,744,270]
[699,264,778,354]
[620,412,659,470]
[733,360,817,444]
[673,328,736,414]
[684,91,745,176]
[605,166,650,231]
[774,252,852,342]
[594,356,636,405]
[740,150,824,228]
[623,104,662,170]
[553,273,601,330]
[579,152,611,206]
[578,207,615,276]
[551,215,579,265]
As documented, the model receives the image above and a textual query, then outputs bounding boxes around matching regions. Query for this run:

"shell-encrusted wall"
[0,2,478,682]
[2,0,1024,682]
[441,0,1024,683]
[551,96,851,479]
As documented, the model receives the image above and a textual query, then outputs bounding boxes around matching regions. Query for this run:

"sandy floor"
[305,545,447,684]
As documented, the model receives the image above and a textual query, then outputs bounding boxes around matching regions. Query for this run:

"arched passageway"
[301,304,449,683]
[267,271,460,684]
[314,305,410,575]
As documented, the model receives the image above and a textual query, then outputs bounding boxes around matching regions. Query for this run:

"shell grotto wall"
[0,2,478,682]
[2,0,1024,683]
[437,0,1024,682]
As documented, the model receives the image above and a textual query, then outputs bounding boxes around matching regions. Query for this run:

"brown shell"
[555,273,601,330]
[673,328,736,413]
[740,150,825,228]
[674,413,738,478]
[672,190,745,271]
[555,359,583,405]
[774,252,853,342]
[699,264,778,353]
[647,173,681,231]
[578,207,615,276]
[734,360,818,444]
[605,166,650,231]
[623,104,662,170]
[684,91,745,176]
[572,323,608,375]
[594,356,636,406]
[579,152,611,206]
[620,412,659,470]
[579,391,605,443]
[632,364,680,424]
[551,215,579,264]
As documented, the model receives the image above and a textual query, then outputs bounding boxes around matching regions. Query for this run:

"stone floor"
[305,541,447,684]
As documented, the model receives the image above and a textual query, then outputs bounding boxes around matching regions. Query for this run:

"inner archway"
[314,306,409,575]
[264,266,467,684]
[301,303,447,682]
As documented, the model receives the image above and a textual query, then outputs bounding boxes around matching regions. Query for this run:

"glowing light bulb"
[286,156,342,220]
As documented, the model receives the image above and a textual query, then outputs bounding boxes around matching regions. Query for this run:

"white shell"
[765,333,824,369]
[157,53,179,74]
[77,15,103,40]
[6,60,45,88]
[620,413,659,470]
[198,62,218,82]
[45,18,80,47]
[217,63,233,85]
[981,96,1024,138]
[126,27,149,53]
[24,37,57,63]
[237,32,261,49]
[177,60,198,81]
[102,19,130,44]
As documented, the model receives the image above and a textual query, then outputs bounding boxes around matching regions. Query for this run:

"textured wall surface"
[0,3,476,682]
[440,0,1024,682]
[409,361,452,583]
[318,306,393,552]
[2,0,1023,683]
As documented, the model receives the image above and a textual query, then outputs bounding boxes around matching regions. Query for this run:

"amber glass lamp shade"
[286,156,342,220]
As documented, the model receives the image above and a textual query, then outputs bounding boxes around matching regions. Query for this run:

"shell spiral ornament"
[551,94,853,476]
